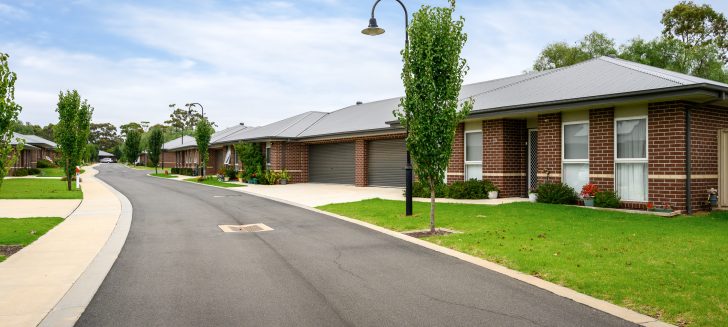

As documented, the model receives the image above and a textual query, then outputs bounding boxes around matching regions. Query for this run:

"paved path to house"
[77,164,634,327]
[0,199,81,218]
[0,166,122,327]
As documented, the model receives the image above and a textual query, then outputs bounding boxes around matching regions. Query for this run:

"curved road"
[76,164,634,326]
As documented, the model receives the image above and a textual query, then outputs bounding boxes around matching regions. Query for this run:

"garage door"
[368,139,406,187]
[309,143,355,184]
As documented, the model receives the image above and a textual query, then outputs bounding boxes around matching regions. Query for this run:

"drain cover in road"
[218,223,273,233]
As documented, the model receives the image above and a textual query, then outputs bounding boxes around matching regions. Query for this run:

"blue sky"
[1,0,727,127]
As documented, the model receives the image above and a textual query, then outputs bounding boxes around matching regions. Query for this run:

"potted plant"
[248,171,258,184]
[646,202,655,211]
[708,188,719,208]
[580,183,599,207]
[487,184,499,199]
[279,170,290,185]
[225,167,237,182]
[528,188,538,203]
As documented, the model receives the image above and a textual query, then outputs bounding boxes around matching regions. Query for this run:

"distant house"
[99,150,115,161]
[9,133,57,172]
[163,57,728,211]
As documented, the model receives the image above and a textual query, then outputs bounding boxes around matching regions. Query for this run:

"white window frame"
[464,130,483,180]
[561,121,590,187]
[265,142,272,168]
[614,116,649,202]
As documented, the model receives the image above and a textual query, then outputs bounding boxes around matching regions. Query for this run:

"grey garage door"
[368,139,406,187]
[309,143,355,184]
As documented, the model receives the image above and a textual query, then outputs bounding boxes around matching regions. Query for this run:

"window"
[464,131,482,180]
[266,143,271,168]
[615,118,647,201]
[224,147,231,165]
[562,122,589,192]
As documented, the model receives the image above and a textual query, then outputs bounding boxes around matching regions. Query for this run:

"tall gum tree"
[396,0,472,233]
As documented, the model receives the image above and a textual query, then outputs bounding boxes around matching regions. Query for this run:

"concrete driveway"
[76,164,633,326]
[236,183,527,207]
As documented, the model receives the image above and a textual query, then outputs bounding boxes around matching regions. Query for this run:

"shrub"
[225,167,238,180]
[536,182,578,204]
[12,168,29,177]
[412,181,447,198]
[594,191,621,208]
[259,170,280,185]
[170,167,194,176]
[36,159,57,168]
[448,179,494,199]
[145,161,155,167]
[28,168,41,175]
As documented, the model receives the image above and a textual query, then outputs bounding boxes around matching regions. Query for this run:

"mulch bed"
[404,229,454,238]
[0,245,23,258]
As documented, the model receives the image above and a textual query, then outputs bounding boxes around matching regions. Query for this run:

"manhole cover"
[218,223,273,233]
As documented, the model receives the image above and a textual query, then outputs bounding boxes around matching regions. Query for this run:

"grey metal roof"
[468,56,728,113]
[162,123,251,150]
[216,111,327,142]
[10,133,56,149]
[99,150,114,157]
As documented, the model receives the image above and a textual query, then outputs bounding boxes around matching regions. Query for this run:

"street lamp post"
[362,0,413,217]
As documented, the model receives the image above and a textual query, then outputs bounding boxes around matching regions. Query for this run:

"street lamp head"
[169,104,175,108]
[361,17,385,36]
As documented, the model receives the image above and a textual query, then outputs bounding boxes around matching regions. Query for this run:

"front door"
[528,129,538,190]
[720,129,728,208]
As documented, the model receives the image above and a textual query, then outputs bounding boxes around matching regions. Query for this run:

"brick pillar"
[690,104,728,210]
[283,142,309,183]
[355,139,368,187]
[447,123,465,184]
[589,108,615,190]
[483,119,527,197]
[269,142,284,171]
[648,102,687,211]
[537,113,562,184]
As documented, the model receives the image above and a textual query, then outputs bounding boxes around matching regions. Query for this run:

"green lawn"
[38,168,84,177]
[0,217,63,262]
[184,177,245,188]
[150,173,178,178]
[0,179,83,199]
[318,199,728,326]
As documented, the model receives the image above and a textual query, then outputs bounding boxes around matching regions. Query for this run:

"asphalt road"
[76,164,634,327]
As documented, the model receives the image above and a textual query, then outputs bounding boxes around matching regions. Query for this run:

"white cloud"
[6,0,728,128]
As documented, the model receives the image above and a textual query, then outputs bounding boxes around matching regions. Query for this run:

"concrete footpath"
[0,165,130,327]
[0,200,81,218]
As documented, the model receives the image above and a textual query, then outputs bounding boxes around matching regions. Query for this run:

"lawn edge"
[234,190,674,327]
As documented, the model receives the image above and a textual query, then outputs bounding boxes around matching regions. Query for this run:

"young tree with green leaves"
[194,118,213,177]
[0,53,23,190]
[54,90,93,191]
[234,142,264,178]
[397,1,472,233]
[123,129,142,164]
[84,143,99,163]
[147,126,164,174]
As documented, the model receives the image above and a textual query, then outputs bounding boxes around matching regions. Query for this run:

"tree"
[0,52,23,190]
[123,129,142,164]
[90,122,121,150]
[397,1,472,233]
[54,90,93,191]
[533,31,617,70]
[147,126,164,174]
[165,107,202,133]
[662,1,728,62]
[120,122,143,137]
[194,118,213,177]
[84,143,99,162]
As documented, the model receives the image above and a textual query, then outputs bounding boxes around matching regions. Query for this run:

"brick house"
[9,133,57,173]
[161,123,251,175]
[165,57,728,212]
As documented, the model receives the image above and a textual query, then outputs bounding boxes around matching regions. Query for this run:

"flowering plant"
[646,202,654,210]
[580,183,599,198]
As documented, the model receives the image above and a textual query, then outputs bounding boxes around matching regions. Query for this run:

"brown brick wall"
[447,123,465,183]
[483,119,527,197]
[648,101,688,210]
[537,113,561,184]
[589,107,615,190]
[355,139,368,187]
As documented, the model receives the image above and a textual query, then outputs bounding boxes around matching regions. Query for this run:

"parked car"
[100,158,114,163]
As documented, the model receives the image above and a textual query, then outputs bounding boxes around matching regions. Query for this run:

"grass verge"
[318,199,728,326]
[0,179,82,199]
[184,177,245,188]
[150,173,178,178]
[38,168,84,177]
[0,217,63,262]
